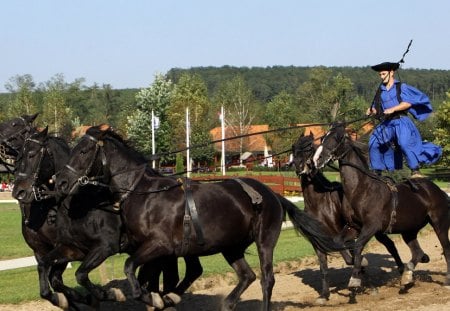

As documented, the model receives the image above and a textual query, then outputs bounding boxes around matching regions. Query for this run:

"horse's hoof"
[348,277,361,288]
[150,292,164,310]
[361,256,369,267]
[406,261,416,271]
[110,287,126,302]
[314,297,328,305]
[401,270,414,285]
[163,292,182,305]
[420,254,430,263]
[56,292,69,310]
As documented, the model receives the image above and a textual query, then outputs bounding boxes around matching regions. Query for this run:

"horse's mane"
[48,135,71,154]
[87,126,162,176]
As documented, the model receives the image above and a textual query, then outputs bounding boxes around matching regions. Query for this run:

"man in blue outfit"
[366,62,442,178]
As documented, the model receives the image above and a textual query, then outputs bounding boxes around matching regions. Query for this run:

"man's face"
[378,70,393,84]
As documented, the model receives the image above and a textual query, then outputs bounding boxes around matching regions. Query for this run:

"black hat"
[371,62,400,72]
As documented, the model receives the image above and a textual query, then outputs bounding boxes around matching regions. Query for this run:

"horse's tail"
[277,194,346,254]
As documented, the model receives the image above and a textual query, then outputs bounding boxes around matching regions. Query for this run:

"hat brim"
[371,62,400,72]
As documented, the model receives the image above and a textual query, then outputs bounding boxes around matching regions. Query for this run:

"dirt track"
[1,229,449,311]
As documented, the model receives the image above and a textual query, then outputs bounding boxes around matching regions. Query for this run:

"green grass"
[0,203,34,259]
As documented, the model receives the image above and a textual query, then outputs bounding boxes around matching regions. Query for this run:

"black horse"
[312,122,450,289]
[12,126,197,310]
[55,126,347,311]
[292,133,433,301]
[12,127,128,309]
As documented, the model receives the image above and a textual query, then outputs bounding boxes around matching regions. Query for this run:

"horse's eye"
[28,150,37,158]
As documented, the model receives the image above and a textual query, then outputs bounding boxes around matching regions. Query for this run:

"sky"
[2,0,450,92]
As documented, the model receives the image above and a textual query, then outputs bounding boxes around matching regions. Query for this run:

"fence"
[192,174,301,196]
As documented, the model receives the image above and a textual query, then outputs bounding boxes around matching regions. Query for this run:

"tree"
[264,90,302,155]
[433,91,450,167]
[127,74,174,164]
[40,74,73,139]
[295,67,361,124]
[168,73,212,165]
[214,75,259,164]
[4,74,38,119]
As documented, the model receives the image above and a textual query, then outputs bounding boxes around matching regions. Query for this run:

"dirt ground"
[1,229,449,311]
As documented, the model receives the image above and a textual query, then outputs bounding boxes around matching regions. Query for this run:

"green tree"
[264,90,302,155]
[168,73,212,165]
[40,74,73,139]
[214,75,258,163]
[295,68,360,123]
[433,91,450,167]
[127,74,174,164]
[4,74,38,119]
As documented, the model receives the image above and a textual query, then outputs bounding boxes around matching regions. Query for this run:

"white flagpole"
[186,107,191,178]
[151,110,156,169]
[221,106,226,176]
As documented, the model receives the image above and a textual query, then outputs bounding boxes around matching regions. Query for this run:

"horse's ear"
[40,126,49,136]
[22,113,39,124]
[308,132,313,138]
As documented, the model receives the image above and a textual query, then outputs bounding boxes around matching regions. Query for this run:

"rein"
[63,135,184,203]
[329,132,399,233]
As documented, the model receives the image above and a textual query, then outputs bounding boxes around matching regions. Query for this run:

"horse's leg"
[35,259,70,310]
[399,231,430,286]
[221,252,256,311]
[348,229,375,289]
[429,214,450,286]
[161,256,203,307]
[138,257,166,293]
[374,233,405,274]
[175,256,203,294]
[315,249,330,304]
[74,247,126,303]
[124,246,167,309]
[401,232,430,268]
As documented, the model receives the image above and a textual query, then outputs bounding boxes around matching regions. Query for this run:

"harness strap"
[384,180,398,234]
[181,178,205,255]
[234,178,263,204]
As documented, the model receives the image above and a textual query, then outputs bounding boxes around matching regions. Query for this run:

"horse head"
[0,114,38,155]
[13,126,69,204]
[55,125,137,196]
[292,132,318,176]
[313,122,349,169]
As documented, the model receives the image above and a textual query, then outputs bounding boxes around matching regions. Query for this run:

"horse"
[11,126,197,310]
[312,122,450,290]
[292,133,433,301]
[55,125,348,311]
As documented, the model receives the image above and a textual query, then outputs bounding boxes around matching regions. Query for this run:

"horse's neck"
[338,145,368,195]
[48,139,70,173]
[111,159,147,190]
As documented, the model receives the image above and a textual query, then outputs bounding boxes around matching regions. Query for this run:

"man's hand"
[366,107,377,116]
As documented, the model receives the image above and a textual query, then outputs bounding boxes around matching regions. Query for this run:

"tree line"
[1,66,449,168]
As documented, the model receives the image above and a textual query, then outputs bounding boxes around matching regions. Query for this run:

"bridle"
[59,134,183,209]
[292,140,315,177]
[61,134,111,195]
[0,117,33,171]
[16,137,56,201]
[0,117,33,150]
